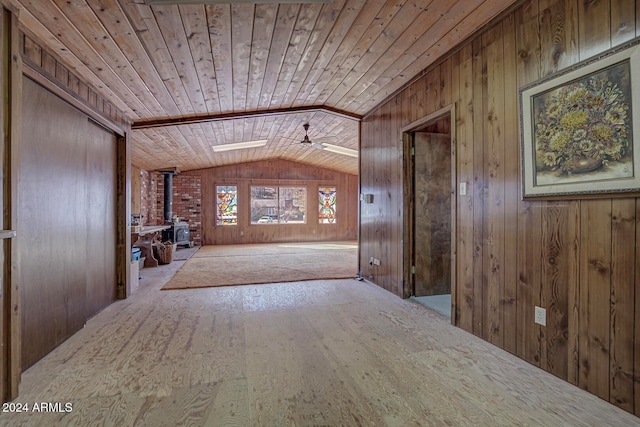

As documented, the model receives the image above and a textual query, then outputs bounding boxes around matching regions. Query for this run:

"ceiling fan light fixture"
[300,123,312,145]
[211,139,267,152]
[145,0,333,5]
[321,143,358,158]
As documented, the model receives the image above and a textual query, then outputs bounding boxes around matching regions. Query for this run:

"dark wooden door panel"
[20,77,89,369]
[20,78,118,370]
[413,132,451,297]
[85,120,117,319]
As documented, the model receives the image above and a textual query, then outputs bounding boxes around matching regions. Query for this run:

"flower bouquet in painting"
[532,60,633,187]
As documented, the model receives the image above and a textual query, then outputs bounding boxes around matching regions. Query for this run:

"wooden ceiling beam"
[131,105,362,129]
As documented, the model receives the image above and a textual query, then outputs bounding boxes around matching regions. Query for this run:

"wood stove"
[159,169,192,247]
[162,222,191,247]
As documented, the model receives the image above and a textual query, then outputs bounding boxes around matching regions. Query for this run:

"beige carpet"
[161,241,358,290]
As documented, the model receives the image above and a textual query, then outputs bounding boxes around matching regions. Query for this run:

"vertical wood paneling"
[439,59,452,109]
[514,0,542,367]
[367,109,382,289]
[483,25,506,347]
[360,115,372,284]
[564,0,580,384]
[379,102,393,294]
[425,66,440,114]
[538,0,560,72]
[566,200,581,386]
[401,105,413,300]
[516,199,542,367]
[637,0,640,36]
[115,132,130,301]
[131,164,141,215]
[415,77,428,124]
[455,44,475,331]
[579,0,612,58]
[502,13,518,355]
[197,159,357,246]
[540,203,578,379]
[360,0,640,415]
[610,0,636,45]
[448,53,460,324]
[578,200,612,401]
[609,199,635,411]
[471,36,485,337]
[20,33,128,130]
[537,0,582,384]
[389,97,403,297]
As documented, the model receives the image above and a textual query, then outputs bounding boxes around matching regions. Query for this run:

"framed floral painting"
[520,37,640,198]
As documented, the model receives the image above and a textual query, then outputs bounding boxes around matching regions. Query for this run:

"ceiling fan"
[297,123,335,149]
[291,123,358,158]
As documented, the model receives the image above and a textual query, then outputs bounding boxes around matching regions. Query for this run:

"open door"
[412,132,452,297]
[402,106,457,322]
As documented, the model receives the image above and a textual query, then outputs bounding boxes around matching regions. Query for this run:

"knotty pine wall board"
[360,0,640,416]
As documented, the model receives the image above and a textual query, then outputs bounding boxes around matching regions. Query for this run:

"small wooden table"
[132,225,170,268]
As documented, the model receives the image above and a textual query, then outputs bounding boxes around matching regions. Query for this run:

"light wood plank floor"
[2,256,639,426]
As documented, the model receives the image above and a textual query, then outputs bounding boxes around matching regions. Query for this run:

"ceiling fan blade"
[312,136,338,145]
[321,143,358,158]
[311,142,325,150]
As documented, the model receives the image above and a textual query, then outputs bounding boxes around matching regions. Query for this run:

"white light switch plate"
[459,182,467,196]
[534,306,546,326]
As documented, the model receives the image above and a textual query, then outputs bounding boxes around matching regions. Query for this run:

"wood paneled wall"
[360,0,640,415]
[20,32,128,130]
[195,159,358,245]
[131,164,141,216]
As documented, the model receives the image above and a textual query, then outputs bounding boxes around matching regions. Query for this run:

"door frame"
[0,4,21,401]
[401,104,458,324]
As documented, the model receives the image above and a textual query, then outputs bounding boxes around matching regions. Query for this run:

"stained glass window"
[216,185,237,225]
[318,187,337,224]
[250,186,306,224]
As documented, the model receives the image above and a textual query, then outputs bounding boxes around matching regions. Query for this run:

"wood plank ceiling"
[12,0,518,174]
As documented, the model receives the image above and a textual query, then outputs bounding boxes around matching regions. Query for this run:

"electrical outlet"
[534,306,546,326]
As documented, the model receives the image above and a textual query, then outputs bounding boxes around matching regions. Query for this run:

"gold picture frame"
[520,37,640,199]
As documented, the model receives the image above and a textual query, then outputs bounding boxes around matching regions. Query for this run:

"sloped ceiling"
[11,0,518,174]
